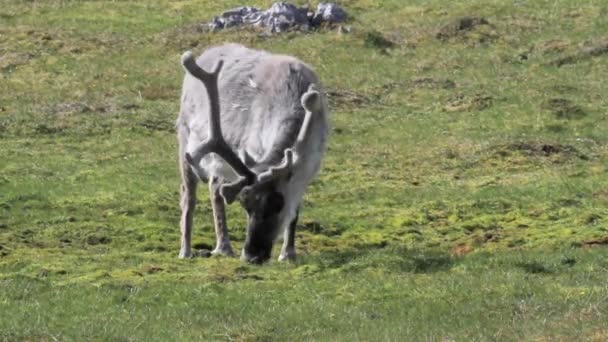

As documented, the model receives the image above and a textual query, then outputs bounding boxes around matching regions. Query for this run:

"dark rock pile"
[208,2,347,33]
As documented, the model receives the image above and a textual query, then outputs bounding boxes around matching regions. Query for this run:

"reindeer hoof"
[278,252,296,262]
[211,247,235,257]
[178,249,193,259]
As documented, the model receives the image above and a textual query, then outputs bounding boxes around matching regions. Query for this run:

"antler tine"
[257,149,294,184]
[255,84,320,185]
[181,51,256,183]
[181,51,224,139]
[219,177,250,204]
[294,84,320,152]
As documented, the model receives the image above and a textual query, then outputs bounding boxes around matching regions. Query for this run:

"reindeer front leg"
[209,176,235,256]
[279,208,299,262]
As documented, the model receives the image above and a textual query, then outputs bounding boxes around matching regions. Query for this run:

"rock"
[207,2,347,33]
[312,2,348,26]
[197,249,213,258]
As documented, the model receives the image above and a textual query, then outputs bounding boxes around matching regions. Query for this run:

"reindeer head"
[181,51,320,263]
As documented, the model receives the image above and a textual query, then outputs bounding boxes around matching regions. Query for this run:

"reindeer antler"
[295,84,320,151]
[253,84,320,184]
[257,148,295,183]
[181,51,257,186]
[182,51,322,203]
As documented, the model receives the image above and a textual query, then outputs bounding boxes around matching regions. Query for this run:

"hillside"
[1,0,607,340]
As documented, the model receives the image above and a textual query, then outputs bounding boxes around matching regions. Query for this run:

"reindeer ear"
[219,177,249,204]
[301,84,321,113]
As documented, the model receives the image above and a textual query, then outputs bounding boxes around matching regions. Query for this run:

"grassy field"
[1,0,608,340]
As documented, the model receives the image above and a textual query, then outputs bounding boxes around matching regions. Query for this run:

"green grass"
[1,0,608,340]
[1,250,607,341]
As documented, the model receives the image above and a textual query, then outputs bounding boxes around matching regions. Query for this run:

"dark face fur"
[239,182,285,264]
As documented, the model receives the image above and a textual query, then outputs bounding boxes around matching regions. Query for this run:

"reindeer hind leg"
[179,154,198,259]
[209,176,234,256]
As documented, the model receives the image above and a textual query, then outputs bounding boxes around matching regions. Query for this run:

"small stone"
[337,25,351,34]
[197,249,212,258]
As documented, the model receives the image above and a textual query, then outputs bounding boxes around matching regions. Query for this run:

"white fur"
[177,43,329,260]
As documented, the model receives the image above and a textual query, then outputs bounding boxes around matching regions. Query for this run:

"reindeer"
[177,44,328,263]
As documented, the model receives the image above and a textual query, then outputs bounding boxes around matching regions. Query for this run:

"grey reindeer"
[177,44,329,263]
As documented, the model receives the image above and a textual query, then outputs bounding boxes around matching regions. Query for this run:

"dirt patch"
[235,274,265,281]
[139,85,176,101]
[436,16,498,43]
[542,98,586,119]
[50,101,135,117]
[299,220,343,236]
[482,231,502,243]
[34,124,65,135]
[364,30,396,50]
[445,93,493,112]
[556,197,583,207]
[593,189,608,202]
[536,39,571,55]
[50,102,124,117]
[583,39,608,56]
[86,235,112,245]
[54,102,93,115]
[142,244,168,252]
[451,244,473,256]
[139,119,175,133]
[0,52,34,74]
[560,257,576,266]
[437,16,489,39]
[143,265,165,274]
[504,15,544,32]
[407,254,454,273]
[516,261,554,274]
[548,84,578,93]
[550,38,608,66]
[582,236,608,248]
[411,77,456,90]
[585,213,602,225]
[487,142,589,165]
[0,121,7,136]
[373,78,454,97]
[500,142,582,157]
[326,88,373,108]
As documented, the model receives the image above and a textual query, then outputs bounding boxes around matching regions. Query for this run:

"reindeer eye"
[263,191,284,218]
[239,191,254,211]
